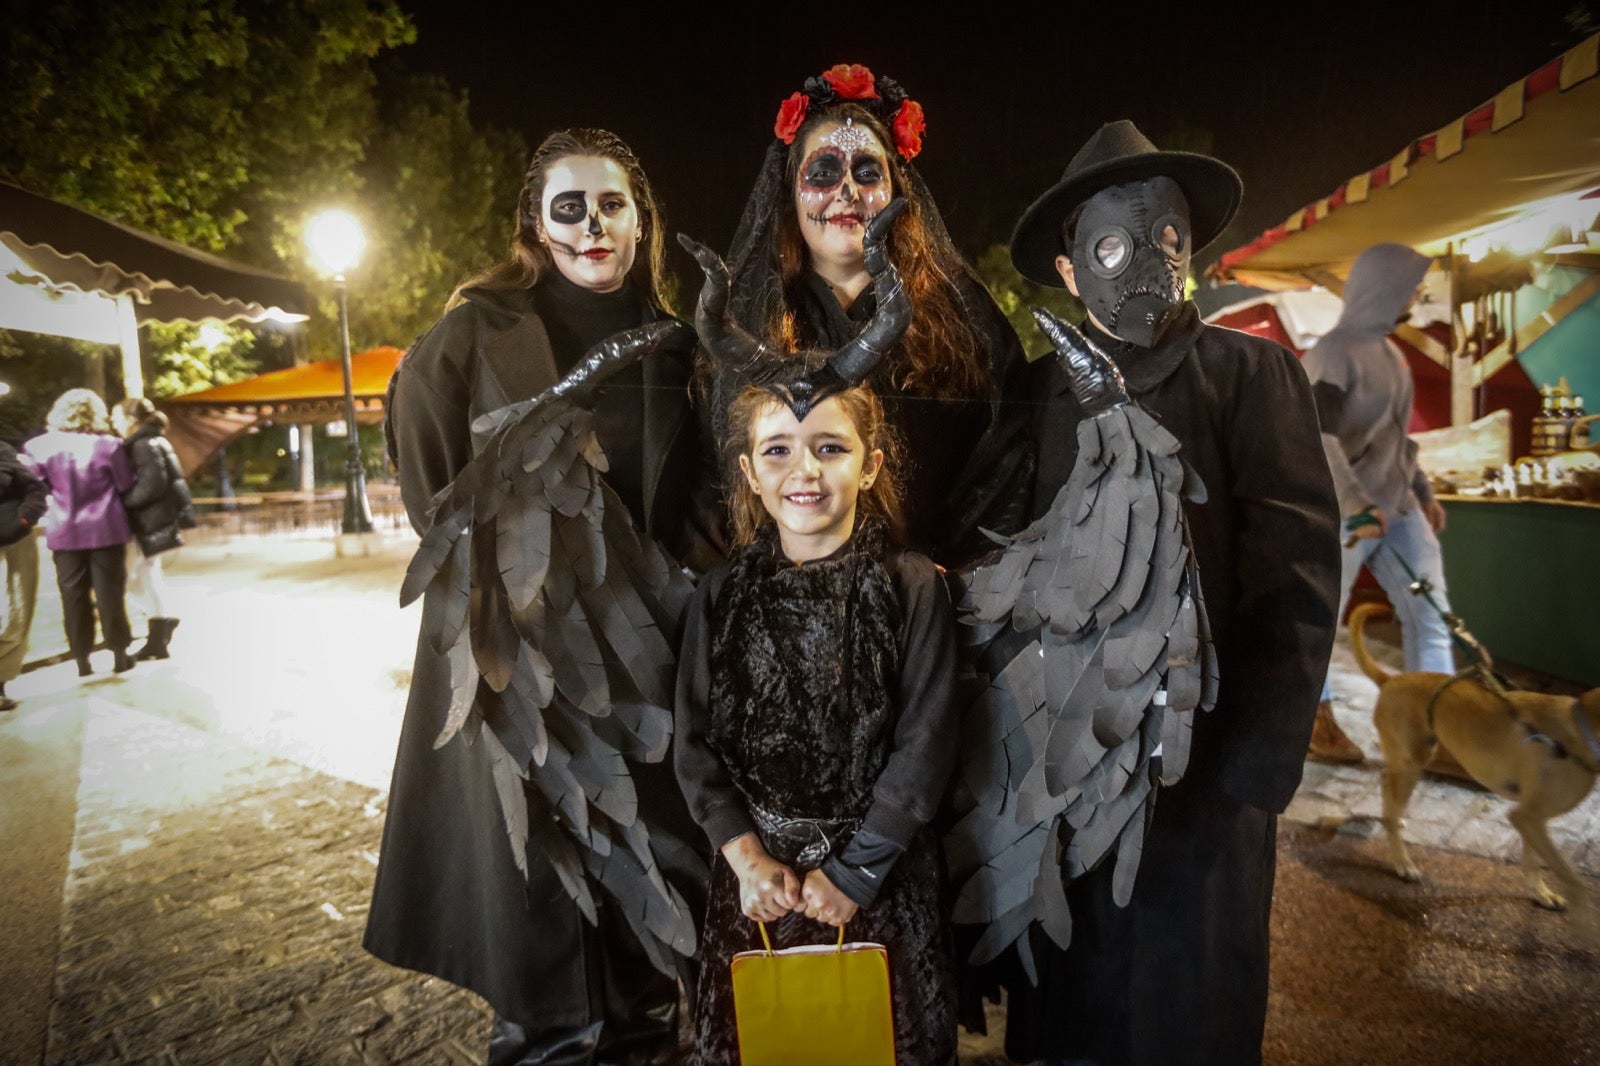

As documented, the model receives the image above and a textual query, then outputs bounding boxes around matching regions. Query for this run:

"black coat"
[0,440,48,546]
[121,425,190,556]
[363,283,711,1028]
[1005,309,1341,1064]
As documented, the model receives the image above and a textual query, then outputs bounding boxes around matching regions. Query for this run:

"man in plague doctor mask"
[1001,120,1342,1066]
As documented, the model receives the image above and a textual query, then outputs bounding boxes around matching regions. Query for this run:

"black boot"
[113,648,135,674]
[133,618,178,661]
[76,656,93,677]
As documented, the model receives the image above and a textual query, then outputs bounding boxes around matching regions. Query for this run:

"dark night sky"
[395,2,1589,274]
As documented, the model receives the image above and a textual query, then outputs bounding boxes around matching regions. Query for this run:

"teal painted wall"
[1515,264,1600,407]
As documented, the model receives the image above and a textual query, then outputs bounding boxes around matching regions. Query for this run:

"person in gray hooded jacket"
[1302,242,1453,762]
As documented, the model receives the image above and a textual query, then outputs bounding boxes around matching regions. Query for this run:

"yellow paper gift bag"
[730,923,896,1065]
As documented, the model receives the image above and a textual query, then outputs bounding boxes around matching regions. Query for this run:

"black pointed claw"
[1031,307,1129,415]
[678,232,773,368]
[863,197,908,277]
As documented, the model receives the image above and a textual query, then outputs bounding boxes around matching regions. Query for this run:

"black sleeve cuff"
[821,829,906,909]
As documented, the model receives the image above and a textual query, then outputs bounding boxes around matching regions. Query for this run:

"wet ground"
[1,532,1595,1064]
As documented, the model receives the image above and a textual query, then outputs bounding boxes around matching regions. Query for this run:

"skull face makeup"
[1067,177,1192,348]
[538,155,640,293]
[793,119,894,274]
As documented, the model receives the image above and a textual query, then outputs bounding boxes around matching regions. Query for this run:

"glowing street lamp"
[305,209,372,535]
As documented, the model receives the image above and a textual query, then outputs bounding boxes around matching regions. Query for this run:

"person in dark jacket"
[1001,120,1342,1066]
[0,436,49,709]
[112,397,191,660]
[364,128,713,1066]
[23,389,137,677]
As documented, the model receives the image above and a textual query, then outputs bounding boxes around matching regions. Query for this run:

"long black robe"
[1004,307,1341,1065]
[363,279,712,1029]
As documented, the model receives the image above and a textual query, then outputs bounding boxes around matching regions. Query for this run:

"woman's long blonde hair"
[724,381,905,548]
[448,128,670,311]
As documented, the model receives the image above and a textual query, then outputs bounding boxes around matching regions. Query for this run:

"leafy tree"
[141,321,262,398]
[306,72,526,357]
[974,245,1085,359]
[0,0,413,253]
[0,1,527,397]
[0,332,100,443]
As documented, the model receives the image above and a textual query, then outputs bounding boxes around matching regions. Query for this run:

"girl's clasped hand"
[721,831,860,926]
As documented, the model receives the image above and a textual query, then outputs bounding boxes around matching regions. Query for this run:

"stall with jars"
[1208,31,1600,686]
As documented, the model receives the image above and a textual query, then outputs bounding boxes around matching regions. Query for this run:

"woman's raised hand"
[721,833,802,922]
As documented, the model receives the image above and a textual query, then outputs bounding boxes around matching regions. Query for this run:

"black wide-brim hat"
[1010,119,1244,287]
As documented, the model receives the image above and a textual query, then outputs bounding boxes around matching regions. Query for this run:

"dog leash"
[1374,542,1510,700]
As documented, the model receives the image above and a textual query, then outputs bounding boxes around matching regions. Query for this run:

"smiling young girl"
[674,380,960,1065]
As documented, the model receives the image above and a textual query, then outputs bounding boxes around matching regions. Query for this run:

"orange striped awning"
[1210,32,1600,290]
[165,346,403,411]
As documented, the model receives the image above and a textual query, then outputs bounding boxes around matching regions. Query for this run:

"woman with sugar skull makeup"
[364,128,717,1066]
[711,63,1031,566]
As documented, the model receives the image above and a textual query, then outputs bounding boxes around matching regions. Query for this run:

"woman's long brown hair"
[768,103,985,399]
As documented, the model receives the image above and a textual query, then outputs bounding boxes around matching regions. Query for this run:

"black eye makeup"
[799,148,886,191]
[548,191,587,225]
[849,157,884,186]
[801,150,845,190]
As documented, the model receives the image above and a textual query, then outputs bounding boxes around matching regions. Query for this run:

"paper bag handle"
[756,921,846,956]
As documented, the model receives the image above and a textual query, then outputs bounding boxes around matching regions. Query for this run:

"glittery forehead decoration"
[818,117,879,157]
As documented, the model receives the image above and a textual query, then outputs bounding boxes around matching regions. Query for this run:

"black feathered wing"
[399,321,704,972]
[945,311,1218,977]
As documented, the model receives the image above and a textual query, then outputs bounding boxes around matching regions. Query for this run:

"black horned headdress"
[678,197,910,423]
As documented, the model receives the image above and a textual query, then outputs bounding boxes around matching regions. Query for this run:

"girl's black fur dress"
[674,520,961,1065]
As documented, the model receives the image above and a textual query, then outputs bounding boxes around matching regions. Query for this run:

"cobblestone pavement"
[3,534,1595,1065]
[45,698,491,1065]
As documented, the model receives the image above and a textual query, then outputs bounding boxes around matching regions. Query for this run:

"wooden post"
[1446,245,1473,427]
[115,293,144,399]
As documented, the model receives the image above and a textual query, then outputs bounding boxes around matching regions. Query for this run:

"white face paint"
[538,156,640,293]
[792,119,893,276]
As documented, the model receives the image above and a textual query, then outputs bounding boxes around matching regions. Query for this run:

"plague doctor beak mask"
[1009,120,1243,346]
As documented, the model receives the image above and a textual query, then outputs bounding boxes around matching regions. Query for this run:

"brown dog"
[1350,602,1600,936]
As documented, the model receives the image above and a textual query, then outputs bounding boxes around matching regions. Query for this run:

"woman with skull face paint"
[365,129,715,1066]
[712,63,1030,566]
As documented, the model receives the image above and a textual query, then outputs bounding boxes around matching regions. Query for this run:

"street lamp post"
[306,210,372,536]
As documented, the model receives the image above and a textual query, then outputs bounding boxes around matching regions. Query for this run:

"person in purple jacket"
[23,389,136,676]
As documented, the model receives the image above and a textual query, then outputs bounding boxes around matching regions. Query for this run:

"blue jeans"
[1322,505,1455,700]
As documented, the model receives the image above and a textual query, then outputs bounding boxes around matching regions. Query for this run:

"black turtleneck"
[530,271,651,525]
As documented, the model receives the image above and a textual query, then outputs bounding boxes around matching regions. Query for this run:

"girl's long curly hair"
[768,103,985,399]
[449,128,670,312]
[724,379,905,548]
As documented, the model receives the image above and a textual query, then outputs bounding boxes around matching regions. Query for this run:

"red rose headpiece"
[771,63,926,161]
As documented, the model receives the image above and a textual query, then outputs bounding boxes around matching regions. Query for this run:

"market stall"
[1209,31,1600,686]
[160,345,402,476]
[0,181,309,395]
